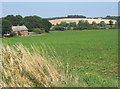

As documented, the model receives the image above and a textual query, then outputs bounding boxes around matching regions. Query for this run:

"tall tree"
[99,21,106,27]
[24,15,51,32]
[92,21,97,29]
[15,15,24,25]
[41,19,52,32]
[68,22,76,27]
[4,15,24,26]
[24,16,42,29]
[59,22,68,27]
[109,20,113,28]
[4,15,16,25]
[2,19,12,35]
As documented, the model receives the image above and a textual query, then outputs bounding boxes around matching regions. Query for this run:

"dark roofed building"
[12,25,29,36]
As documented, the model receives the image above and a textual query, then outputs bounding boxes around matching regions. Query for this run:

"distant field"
[3,29,118,87]
[49,18,116,25]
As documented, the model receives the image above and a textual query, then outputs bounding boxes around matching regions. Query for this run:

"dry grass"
[49,18,116,25]
[1,44,77,87]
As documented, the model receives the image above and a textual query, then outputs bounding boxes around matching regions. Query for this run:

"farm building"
[12,25,29,36]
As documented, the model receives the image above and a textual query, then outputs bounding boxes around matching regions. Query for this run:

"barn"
[12,25,29,36]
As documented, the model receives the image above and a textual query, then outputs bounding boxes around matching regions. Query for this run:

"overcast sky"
[2,2,118,18]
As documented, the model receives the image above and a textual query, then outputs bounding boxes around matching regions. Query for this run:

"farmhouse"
[12,25,29,36]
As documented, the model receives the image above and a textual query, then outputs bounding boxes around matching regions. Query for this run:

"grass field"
[3,29,118,87]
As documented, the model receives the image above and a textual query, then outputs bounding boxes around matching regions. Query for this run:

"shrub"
[10,32,17,37]
[51,26,65,31]
[32,28,45,34]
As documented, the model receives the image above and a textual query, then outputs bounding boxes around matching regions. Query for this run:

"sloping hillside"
[49,18,117,25]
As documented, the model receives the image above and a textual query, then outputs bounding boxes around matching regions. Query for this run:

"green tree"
[52,26,65,31]
[15,15,25,25]
[4,15,15,25]
[32,28,45,34]
[77,20,84,30]
[84,20,91,29]
[41,19,52,32]
[99,21,106,27]
[24,16,42,29]
[67,15,86,18]
[115,22,118,28]
[68,22,76,27]
[109,20,113,28]
[65,26,71,30]
[59,22,68,27]
[92,21,98,29]
[24,16,51,32]
[2,15,51,35]
[4,15,24,26]
[2,19,12,35]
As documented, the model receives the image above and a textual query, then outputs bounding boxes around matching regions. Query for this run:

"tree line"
[102,16,119,20]
[1,15,119,37]
[51,20,118,31]
[46,15,119,20]
[1,15,52,35]
[45,15,86,20]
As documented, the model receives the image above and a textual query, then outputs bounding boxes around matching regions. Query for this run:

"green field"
[3,29,118,87]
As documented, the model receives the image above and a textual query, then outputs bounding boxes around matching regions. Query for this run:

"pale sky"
[2,2,118,18]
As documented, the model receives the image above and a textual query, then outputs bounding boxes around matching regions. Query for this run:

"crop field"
[49,18,116,25]
[3,29,118,87]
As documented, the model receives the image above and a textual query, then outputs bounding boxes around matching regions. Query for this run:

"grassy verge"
[1,44,81,87]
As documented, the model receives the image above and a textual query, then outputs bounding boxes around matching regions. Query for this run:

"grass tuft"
[1,44,71,87]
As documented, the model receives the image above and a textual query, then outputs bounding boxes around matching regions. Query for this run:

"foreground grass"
[1,44,82,87]
[2,29,118,87]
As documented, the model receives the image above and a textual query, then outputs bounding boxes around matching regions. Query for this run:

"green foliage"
[109,20,113,28]
[2,15,52,34]
[68,22,76,27]
[32,28,45,34]
[10,32,17,37]
[77,20,91,30]
[99,21,106,27]
[45,17,67,20]
[59,22,68,27]
[92,21,97,25]
[52,26,65,31]
[52,19,117,31]
[67,15,86,18]
[4,15,24,26]
[24,16,42,29]
[41,19,52,32]
[45,15,86,20]
[65,26,72,30]
[24,16,51,33]
[115,22,118,29]
[2,19,12,35]
[103,16,119,20]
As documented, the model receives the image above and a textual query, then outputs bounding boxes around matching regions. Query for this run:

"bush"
[32,28,45,34]
[65,26,71,30]
[10,32,17,37]
[51,26,65,31]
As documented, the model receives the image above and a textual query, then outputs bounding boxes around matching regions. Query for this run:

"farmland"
[3,29,118,87]
[49,18,117,25]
